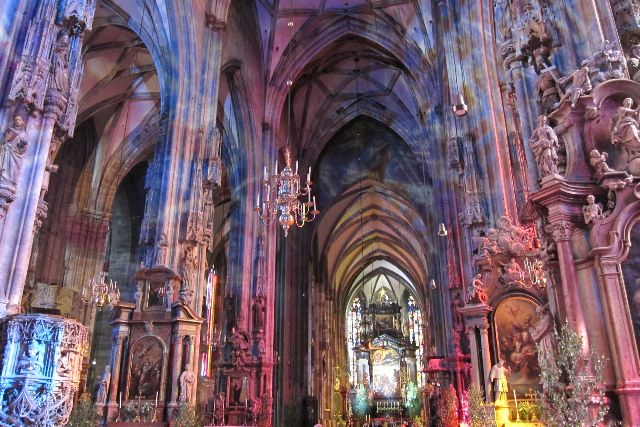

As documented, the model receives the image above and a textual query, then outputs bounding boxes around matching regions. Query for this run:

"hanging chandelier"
[81,271,120,309]
[254,12,318,237]
[254,144,318,237]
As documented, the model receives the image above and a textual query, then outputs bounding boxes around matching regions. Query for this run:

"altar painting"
[494,297,541,393]
[371,348,400,398]
[128,336,163,400]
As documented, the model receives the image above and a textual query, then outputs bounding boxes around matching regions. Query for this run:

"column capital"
[546,220,574,241]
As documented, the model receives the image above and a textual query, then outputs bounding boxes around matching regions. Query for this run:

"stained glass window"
[407,295,424,387]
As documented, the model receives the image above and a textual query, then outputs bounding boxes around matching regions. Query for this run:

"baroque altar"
[101,265,203,423]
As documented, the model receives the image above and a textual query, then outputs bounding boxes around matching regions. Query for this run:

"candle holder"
[151,403,157,422]
[133,391,143,422]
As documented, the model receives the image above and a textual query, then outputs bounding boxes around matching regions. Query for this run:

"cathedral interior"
[4,0,640,426]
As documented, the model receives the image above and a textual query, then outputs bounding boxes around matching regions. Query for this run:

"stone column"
[107,334,127,421]
[460,302,493,400]
[465,325,480,386]
[169,332,184,407]
[479,324,492,395]
[596,258,640,425]
[548,220,589,341]
[0,0,95,316]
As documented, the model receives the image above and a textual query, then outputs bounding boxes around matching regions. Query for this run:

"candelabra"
[254,145,319,236]
[81,271,120,309]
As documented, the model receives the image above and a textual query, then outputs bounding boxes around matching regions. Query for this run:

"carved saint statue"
[582,195,604,224]
[557,63,592,109]
[489,359,511,402]
[0,111,29,186]
[529,304,557,380]
[16,339,43,374]
[51,31,71,93]
[533,50,562,114]
[628,36,640,83]
[134,281,143,312]
[589,149,614,180]
[467,274,488,304]
[57,351,72,376]
[611,97,640,163]
[502,257,525,283]
[249,397,261,423]
[154,234,168,266]
[180,245,197,304]
[253,295,266,333]
[213,393,226,424]
[452,292,464,326]
[529,115,560,178]
[96,365,111,406]
[179,370,196,402]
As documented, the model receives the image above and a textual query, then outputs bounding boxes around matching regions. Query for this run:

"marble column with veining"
[465,325,480,386]
[479,324,492,396]
[169,332,184,407]
[107,333,127,421]
[548,221,589,343]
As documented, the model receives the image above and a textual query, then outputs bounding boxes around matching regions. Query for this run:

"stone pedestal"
[494,402,510,426]
[0,314,88,426]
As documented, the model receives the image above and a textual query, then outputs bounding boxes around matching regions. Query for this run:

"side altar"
[100,265,203,423]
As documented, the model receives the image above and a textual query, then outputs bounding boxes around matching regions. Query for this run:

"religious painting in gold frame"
[493,296,542,394]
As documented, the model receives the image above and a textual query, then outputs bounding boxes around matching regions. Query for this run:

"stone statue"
[179,370,195,402]
[165,282,174,310]
[529,304,557,379]
[16,339,43,374]
[533,51,562,114]
[467,274,488,304]
[586,40,627,85]
[180,245,197,304]
[611,97,640,164]
[228,327,250,367]
[489,359,510,402]
[154,234,168,266]
[0,111,29,186]
[589,149,614,180]
[57,351,72,376]
[249,397,261,423]
[582,195,604,224]
[253,295,266,333]
[96,365,111,405]
[529,115,560,178]
[557,63,592,109]
[628,35,640,83]
[50,30,70,93]
[134,281,143,312]
[502,257,524,283]
[452,292,464,326]
[213,393,226,425]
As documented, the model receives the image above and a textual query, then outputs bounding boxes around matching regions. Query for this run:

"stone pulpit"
[0,314,88,426]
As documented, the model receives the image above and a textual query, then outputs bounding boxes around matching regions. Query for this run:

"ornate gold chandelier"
[254,144,318,236]
[254,14,318,236]
[81,271,120,309]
